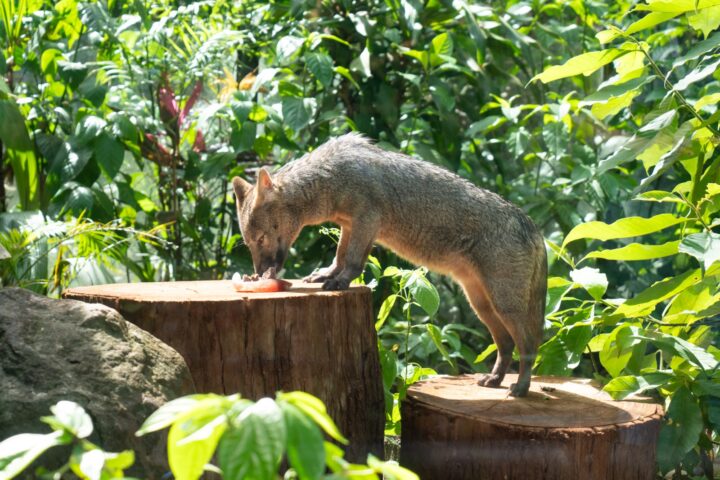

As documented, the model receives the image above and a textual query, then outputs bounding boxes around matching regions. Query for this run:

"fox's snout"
[254,248,287,276]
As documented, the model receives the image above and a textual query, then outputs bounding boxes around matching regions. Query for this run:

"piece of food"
[231,268,291,292]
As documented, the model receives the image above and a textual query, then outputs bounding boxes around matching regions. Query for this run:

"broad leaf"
[217,398,285,480]
[305,52,334,87]
[532,49,623,83]
[277,392,347,444]
[0,431,65,479]
[679,232,720,269]
[570,267,607,300]
[615,269,701,317]
[583,241,680,262]
[657,387,703,473]
[280,402,325,480]
[562,213,686,248]
[603,372,673,400]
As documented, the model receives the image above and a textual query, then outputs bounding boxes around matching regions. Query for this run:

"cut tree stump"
[400,374,663,480]
[63,280,384,461]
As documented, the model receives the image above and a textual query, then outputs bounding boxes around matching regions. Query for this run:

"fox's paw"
[322,278,350,291]
[303,273,331,283]
[509,382,530,397]
[477,373,503,388]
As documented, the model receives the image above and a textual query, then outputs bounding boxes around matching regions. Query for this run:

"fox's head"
[232,168,302,276]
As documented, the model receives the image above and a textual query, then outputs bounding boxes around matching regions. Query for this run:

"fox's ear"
[256,167,274,196]
[232,176,252,204]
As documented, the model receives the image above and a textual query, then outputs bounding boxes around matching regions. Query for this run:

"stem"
[629,36,720,138]
[403,293,412,383]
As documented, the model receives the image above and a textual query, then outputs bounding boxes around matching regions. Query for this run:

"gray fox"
[232,133,547,397]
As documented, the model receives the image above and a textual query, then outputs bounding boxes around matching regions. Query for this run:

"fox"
[232,133,547,397]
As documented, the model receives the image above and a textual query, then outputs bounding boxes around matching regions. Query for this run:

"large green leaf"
[657,387,703,473]
[599,325,644,377]
[679,232,720,269]
[43,401,93,439]
[305,52,334,87]
[280,402,325,480]
[603,372,673,400]
[282,97,312,132]
[582,240,680,262]
[562,213,686,248]
[673,30,720,67]
[217,398,285,480]
[0,431,66,479]
[615,269,701,317]
[168,412,227,480]
[406,270,439,317]
[94,133,125,180]
[637,0,720,13]
[0,100,32,151]
[532,49,623,83]
[277,392,347,444]
[569,267,607,300]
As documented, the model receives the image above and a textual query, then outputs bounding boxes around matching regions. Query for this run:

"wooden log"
[63,280,384,461]
[400,374,663,480]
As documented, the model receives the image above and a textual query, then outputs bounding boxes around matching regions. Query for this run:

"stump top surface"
[408,374,662,429]
[64,280,369,302]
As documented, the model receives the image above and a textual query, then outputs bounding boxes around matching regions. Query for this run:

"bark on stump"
[64,280,384,461]
[400,374,663,480]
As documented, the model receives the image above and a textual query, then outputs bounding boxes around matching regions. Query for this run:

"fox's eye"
[257,234,266,246]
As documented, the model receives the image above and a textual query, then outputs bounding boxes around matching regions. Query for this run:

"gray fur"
[232,133,547,397]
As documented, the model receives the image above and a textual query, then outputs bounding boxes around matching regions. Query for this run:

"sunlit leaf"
[562,213,686,248]
[615,269,701,317]
[532,49,623,83]
[679,232,720,269]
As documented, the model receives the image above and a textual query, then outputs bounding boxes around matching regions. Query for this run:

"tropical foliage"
[1,0,720,477]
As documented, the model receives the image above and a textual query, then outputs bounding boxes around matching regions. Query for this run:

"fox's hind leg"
[304,227,351,283]
[459,276,515,387]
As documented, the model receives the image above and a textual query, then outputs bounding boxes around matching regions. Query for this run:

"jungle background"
[1,0,719,478]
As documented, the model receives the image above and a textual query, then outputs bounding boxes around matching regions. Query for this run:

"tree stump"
[400,374,663,480]
[63,280,384,461]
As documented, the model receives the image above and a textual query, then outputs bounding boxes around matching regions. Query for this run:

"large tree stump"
[400,374,663,480]
[64,280,384,461]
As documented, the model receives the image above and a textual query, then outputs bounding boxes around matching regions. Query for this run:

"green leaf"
[277,392,347,444]
[603,372,673,400]
[532,49,623,83]
[657,387,703,473]
[280,402,325,480]
[615,269,702,317]
[45,401,93,438]
[376,294,397,330]
[430,32,453,56]
[426,324,458,373]
[406,271,439,317]
[282,97,311,132]
[579,76,654,106]
[635,331,718,370]
[168,412,227,480]
[474,344,497,363]
[306,52,334,87]
[679,232,720,269]
[687,5,720,38]
[673,30,720,67]
[634,190,684,203]
[276,36,304,62]
[0,100,32,151]
[569,267,607,300]
[367,455,419,480]
[599,325,643,377]
[675,57,720,91]
[664,277,720,324]
[637,0,720,13]
[137,394,220,435]
[217,398,285,480]
[0,431,65,479]
[546,277,575,315]
[582,240,680,262]
[95,134,125,180]
[562,213,686,248]
[76,449,104,480]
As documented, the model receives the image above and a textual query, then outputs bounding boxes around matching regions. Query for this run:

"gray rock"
[0,287,195,478]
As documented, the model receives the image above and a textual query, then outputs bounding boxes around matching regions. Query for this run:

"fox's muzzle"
[255,248,288,276]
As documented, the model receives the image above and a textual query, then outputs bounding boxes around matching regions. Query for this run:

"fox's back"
[276,134,542,271]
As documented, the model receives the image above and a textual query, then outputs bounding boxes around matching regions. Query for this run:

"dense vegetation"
[1,0,719,478]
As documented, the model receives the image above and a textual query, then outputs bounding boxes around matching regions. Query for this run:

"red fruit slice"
[232,277,291,293]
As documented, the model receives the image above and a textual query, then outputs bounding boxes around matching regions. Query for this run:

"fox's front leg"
[322,217,379,291]
[303,227,351,283]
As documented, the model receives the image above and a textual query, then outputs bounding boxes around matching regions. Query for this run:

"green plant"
[531,1,720,476]
[0,394,418,480]
[0,400,134,480]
